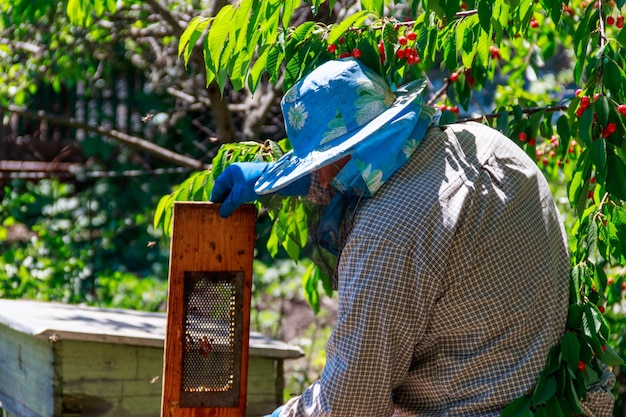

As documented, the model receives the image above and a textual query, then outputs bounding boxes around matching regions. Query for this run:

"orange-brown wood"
[161,202,256,417]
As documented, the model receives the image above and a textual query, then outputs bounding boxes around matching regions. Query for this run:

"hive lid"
[0,299,303,359]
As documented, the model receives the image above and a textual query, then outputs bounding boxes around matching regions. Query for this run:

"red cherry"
[529,138,536,146]
[607,122,617,134]
[578,361,586,372]
[396,49,406,59]
[407,31,417,41]
[617,16,624,28]
[618,104,626,116]
[398,36,408,45]
[327,44,337,53]
[550,135,559,147]
[449,72,459,82]
[607,16,615,25]
[622,281,626,290]
[599,305,605,314]
[518,132,528,142]
[352,48,361,58]
[489,46,501,60]
[464,69,475,87]
[581,95,591,107]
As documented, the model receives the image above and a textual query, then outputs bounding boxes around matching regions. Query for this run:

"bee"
[141,113,154,123]
[150,376,160,384]
[147,241,156,248]
[48,333,59,343]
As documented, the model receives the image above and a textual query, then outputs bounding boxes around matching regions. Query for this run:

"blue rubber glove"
[210,162,310,217]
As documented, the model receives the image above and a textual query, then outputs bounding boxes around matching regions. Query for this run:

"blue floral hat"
[254,58,429,195]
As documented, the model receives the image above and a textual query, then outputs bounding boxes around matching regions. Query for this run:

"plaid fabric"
[281,122,577,416]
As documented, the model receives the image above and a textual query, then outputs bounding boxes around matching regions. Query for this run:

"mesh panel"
[181,271,243,407]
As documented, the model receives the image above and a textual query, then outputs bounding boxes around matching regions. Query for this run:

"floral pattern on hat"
[321,111,348,145]
[288,102,308,131]
[402,138,420,159]
[358,162,384,193]
[354,77,395,127]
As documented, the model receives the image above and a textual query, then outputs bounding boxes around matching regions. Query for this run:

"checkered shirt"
[279,122,606,416]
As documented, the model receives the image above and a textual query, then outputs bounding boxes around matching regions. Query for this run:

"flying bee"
[141,113,154,123]
[147,241,156,248]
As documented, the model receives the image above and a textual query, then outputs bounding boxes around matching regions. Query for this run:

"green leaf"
[328,11,371,45]
[549,0,562,24]
[360,0,383,15]
[476,26,492,67]
[266,44,285,83]
[596,96,610,127]
[582,304,603,345]
[586,214,600,263]
[477,1,492,32]
[591,137,607,184]
[179,16,207,62]
[544,347,561,375]
[566,303,583,329]
[598,343,625,366]
[567,148,591,213]
[248,45,271,93]
[556,115,570,159]
[207,5,236,77]
[564,373,586,415]
[501,394,532,417]
[267,222,281,258]
[603,59,624,96]
[282,0,298,28]
[543,396,565,417]
[302,262,321,313]
[532,374,556,406]
[154,193,173,232]
[560,331,581,369]
[606,150,626,200]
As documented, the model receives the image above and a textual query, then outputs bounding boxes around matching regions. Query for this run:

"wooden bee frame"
[161,202,256,417]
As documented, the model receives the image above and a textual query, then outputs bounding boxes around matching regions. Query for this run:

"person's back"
[337,121,570,415]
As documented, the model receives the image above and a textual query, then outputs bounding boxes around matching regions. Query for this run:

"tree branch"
[142,0,236,143]
[1,104,207,170]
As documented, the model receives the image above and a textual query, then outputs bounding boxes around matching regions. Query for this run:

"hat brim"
[254,81,426,195]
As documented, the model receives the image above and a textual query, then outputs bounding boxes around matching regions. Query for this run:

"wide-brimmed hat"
[254,58,427,195]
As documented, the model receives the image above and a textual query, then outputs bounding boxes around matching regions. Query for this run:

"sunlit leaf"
[328,11,371,45]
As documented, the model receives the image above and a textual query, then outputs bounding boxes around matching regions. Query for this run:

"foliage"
[155,0,626,414]
[0,0,225,310]
[0,176,170,311]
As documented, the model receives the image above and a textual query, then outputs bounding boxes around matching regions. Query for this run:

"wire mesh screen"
[180,271,244,407]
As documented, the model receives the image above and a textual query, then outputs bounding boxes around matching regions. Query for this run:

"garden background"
[1,0,626,415]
